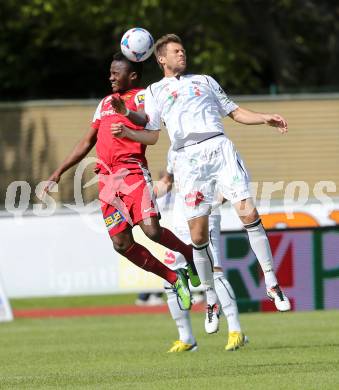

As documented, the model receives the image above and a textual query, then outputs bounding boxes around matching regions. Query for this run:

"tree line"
[1,0,338,100]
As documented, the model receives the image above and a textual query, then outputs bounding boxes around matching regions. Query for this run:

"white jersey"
[145,74,238,150]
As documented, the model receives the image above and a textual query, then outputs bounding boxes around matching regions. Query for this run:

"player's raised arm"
[111,86,161,145]
[111,122,160,145]
[112,85,161,134]
[228,107,288,134]
[111,95,148,127]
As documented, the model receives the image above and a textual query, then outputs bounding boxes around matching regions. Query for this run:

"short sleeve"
[205,75,238,117]
[134,90,145,110]
[144,86,161,130]
[91,99,104,129]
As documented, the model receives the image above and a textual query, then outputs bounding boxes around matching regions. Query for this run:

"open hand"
[264,114,288,134]
[40,173,60,200]
[111,95,127,115]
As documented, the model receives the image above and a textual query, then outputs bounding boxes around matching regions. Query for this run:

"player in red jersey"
[43,52,199,310]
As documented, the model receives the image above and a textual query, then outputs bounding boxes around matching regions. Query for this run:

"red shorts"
[98,167,158,237]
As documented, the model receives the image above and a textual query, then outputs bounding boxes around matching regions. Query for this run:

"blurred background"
[2,0,339,100]
[0,0,338,312]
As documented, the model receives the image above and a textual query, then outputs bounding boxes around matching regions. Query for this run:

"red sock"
[124,242,177,284]
[159,228,194,264]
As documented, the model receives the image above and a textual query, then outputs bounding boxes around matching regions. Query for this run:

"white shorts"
[163,214,222,271]
[173,136,251,220]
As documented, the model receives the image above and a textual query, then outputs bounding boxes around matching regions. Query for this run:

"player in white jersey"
[158,148,248,352]
[111,34,291,318]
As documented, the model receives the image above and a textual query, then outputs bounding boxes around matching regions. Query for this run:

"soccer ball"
[120,28,154,62]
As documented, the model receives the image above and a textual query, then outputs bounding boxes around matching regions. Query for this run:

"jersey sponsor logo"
[136,94,145,104]
[189,86,201,96]
[164,90,179,113]
[101,109,115,117]
[104,210,126,230]
[121,93,132,101]
[168,90,178,102]
[185,191,205,207]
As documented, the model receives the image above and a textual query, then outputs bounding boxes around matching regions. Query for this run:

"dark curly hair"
[112,52,143,80]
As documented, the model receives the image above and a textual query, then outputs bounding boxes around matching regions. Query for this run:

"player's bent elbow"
[139,118,148,127]
[228,107,242,122]
[147,131,159,145]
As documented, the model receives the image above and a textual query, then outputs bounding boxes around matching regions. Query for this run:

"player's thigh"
[217,141,251,205]
[100,198,132,240]
[174,152,216,221]
[128,171,159,225]
[188,215,209,245]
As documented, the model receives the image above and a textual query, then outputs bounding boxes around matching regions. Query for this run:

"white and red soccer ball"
[120,28,154,62]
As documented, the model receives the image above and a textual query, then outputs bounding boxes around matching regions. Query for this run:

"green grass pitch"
[0,304,338,389]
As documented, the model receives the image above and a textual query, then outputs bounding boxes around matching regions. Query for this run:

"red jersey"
[91,88,147,172]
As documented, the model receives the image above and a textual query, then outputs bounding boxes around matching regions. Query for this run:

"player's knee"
[191,233,208,246]
[143,226,162,242]
[188,217,208,243]
[112,241,129,254]
[111,236,132,254]
[240,208,260,226]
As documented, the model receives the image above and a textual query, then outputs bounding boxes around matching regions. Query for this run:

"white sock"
[165,282,195,345]
[192,242,218,306]
[244,219,278,288]
[214,272,241,332]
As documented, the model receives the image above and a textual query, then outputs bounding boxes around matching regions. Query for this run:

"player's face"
[109,61,135,93]
[160,42,186,75]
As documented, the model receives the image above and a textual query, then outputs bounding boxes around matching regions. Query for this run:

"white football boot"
[204,303,220,334]
[267,285,291,312]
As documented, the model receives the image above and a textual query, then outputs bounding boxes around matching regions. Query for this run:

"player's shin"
[244,219,291,312]
[244,218,278,288]
[213,272,241,332]
[124,242,178,284]
[164,281,195,345]
[192,242,217,305]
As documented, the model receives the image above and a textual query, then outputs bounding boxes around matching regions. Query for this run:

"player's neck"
[164,68,184,78]
[164,72,183,79]
[116,86,139,95]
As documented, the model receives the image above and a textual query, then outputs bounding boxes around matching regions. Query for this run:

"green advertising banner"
[221,227,339,312]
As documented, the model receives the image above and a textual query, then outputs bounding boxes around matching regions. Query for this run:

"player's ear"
[158,55,165,66]
[130,71,138,81]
